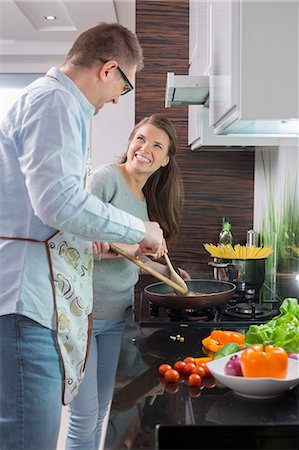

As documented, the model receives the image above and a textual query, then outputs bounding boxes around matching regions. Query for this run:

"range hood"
[165,73,299,137]
[165,73,209,107]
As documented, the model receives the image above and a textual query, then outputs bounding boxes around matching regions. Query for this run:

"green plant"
[259,156,299,282]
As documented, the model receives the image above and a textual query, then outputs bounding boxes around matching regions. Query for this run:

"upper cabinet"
[186,0,299,149]
[189,0,210,76]
[209,0,298,136]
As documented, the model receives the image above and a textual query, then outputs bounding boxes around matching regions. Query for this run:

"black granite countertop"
[104,313,299,450]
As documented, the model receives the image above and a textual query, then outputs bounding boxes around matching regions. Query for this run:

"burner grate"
[223,302,277,320]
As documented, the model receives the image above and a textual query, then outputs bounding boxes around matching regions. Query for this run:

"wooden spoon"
[163,253,189,296]
[109,243,188,296]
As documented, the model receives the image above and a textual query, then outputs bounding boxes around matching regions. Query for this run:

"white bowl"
[206,351,299,399]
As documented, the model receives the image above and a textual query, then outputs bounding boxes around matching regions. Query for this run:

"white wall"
[90,92,135,168]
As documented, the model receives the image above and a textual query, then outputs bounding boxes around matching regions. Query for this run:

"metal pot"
[143,279,236,309]
[209,258,266,291]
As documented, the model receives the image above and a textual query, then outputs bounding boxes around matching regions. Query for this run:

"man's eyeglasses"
[100,59,134,96]
[117,66,134,96]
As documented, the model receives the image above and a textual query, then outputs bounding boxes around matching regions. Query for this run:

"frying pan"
[109,243,188,295]
[143,279,236,309]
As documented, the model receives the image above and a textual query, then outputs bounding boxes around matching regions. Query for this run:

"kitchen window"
[0,73,42,122]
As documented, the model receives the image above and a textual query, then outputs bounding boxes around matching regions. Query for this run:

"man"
[0,23,164,450]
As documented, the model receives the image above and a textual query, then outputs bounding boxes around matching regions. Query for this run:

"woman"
[65,114,187,450]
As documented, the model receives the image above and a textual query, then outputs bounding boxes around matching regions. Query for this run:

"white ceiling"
[0,0,135,70]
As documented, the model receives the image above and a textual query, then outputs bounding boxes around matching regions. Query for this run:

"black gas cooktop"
[135,283,281,330]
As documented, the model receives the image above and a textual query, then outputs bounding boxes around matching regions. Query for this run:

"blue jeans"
[0,314,63,450]
[65,319,125,450]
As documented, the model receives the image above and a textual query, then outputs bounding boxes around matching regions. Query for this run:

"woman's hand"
[92,242,120,259]
[93,242,144,260]
[176,267,191,280]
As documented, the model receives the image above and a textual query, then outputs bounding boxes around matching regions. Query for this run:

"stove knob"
[149,302,159,317]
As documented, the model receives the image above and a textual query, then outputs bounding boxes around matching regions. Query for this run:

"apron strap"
[0,231,59,243]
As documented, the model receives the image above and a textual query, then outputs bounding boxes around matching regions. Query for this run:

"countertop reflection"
[104,309,299,450]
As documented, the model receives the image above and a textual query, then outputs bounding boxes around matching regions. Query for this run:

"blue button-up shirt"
[0,67,145,329]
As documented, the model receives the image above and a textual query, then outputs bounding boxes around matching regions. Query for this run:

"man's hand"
[137,221,164,257]
[140,238,168,260]
[93,220,165,260]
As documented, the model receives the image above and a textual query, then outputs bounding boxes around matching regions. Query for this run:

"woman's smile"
[134,152,152,164]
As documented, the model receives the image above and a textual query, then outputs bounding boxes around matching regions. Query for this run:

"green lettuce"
[245,298,299,353]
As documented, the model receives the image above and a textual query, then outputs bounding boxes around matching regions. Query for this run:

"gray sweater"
[88,163,149,319]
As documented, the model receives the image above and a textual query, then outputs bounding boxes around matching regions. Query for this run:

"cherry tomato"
[192,365,205,378]
[197,362,213,378]
[183,362,197,375]
[204,366,213,378]
[173,361,187,373]
[164,369,180,383]
[184,356,195,364]
[188,373,202,387]
[158,363,172,376]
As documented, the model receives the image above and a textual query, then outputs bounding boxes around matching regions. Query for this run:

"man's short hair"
[65,22,144,71]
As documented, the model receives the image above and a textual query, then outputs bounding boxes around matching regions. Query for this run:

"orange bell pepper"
[210,330,245,347]
[202,330,245,354]
[202,336,224,353]
[201,346,216,358]
[240,344,288,378]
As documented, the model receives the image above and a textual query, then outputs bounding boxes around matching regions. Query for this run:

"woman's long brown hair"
[119,114,184,240]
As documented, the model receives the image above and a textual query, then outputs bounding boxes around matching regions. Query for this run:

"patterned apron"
[1,152,94,404]
[47,231,93,405]
[0,233,93,405]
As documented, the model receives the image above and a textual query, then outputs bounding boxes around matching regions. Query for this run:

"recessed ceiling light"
[45,15,57,21]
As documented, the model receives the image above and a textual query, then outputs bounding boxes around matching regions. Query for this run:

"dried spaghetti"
[203,243,272,259]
